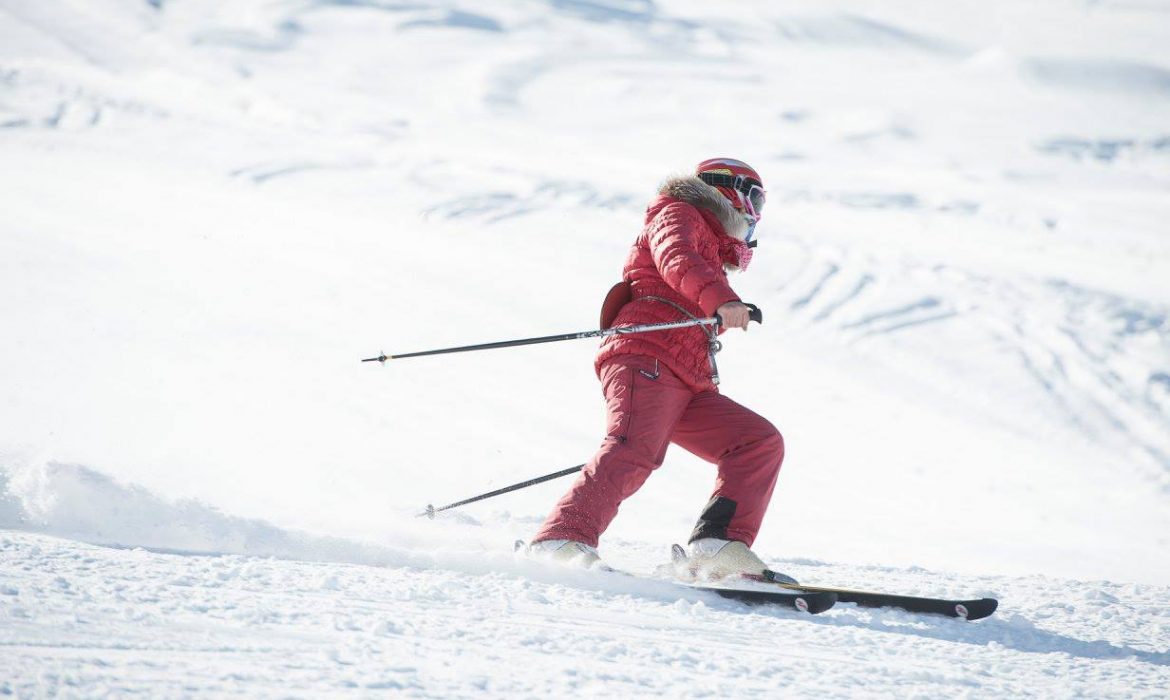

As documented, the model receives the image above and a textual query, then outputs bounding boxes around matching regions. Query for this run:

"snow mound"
[0,459,417,567]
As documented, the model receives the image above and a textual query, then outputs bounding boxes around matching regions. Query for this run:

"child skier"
[529,158,784,579]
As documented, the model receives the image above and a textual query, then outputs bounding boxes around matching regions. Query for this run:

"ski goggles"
[738,181,766,223]
[698,172,766,223]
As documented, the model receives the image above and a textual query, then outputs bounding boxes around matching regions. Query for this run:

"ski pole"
[418,464,585,518]
[363,304,762,363]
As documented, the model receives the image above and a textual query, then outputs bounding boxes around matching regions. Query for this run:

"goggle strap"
[698,172,762,196]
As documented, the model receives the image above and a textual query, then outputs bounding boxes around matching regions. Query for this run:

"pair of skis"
[671,545,998,620]
[516,541,999,620]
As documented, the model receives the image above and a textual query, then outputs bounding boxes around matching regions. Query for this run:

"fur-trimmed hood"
[656,175,750,241]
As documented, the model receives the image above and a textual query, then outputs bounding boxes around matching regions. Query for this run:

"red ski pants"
[533,354,783,548]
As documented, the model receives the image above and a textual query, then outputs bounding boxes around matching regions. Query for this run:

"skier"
[528,158,784,579]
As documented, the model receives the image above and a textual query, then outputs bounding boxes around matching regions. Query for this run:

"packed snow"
[2,0,1169,696]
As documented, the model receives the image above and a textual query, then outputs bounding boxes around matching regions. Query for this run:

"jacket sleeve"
[646,202,740,316]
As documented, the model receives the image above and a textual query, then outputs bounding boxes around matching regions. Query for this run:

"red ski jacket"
[595,176,751,393]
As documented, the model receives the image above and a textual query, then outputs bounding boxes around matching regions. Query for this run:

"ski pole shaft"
[418,464,585,518]
[365,318,714,363]
[363,304,761,363]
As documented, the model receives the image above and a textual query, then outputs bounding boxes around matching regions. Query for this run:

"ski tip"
[798,591,837,614]
[958,598,999,621]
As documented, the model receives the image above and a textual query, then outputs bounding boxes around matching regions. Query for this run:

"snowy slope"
[2,529,1169,697]
[2,0,1169,695]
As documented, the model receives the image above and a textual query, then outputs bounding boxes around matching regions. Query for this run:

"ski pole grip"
[714,303,763,327]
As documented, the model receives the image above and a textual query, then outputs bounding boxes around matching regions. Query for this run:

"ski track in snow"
[771,241,1170,487]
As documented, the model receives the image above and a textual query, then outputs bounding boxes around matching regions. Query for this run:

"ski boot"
[519,539,607,569]
[675,539,798,584]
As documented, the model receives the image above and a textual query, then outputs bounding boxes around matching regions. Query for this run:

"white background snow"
[1,0,1168,696]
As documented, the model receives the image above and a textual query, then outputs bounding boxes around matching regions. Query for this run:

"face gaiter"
[720,235,754,272]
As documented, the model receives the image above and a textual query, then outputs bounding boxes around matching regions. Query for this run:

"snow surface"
[1,0,1169,696]
[2,530,1169,697]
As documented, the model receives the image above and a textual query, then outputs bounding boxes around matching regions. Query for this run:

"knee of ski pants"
[767,428,785,473]
[744,422,785,474]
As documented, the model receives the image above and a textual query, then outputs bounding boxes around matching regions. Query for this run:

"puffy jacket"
[595,176,751,393]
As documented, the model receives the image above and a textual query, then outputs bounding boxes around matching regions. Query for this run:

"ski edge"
[693,585,838,615]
